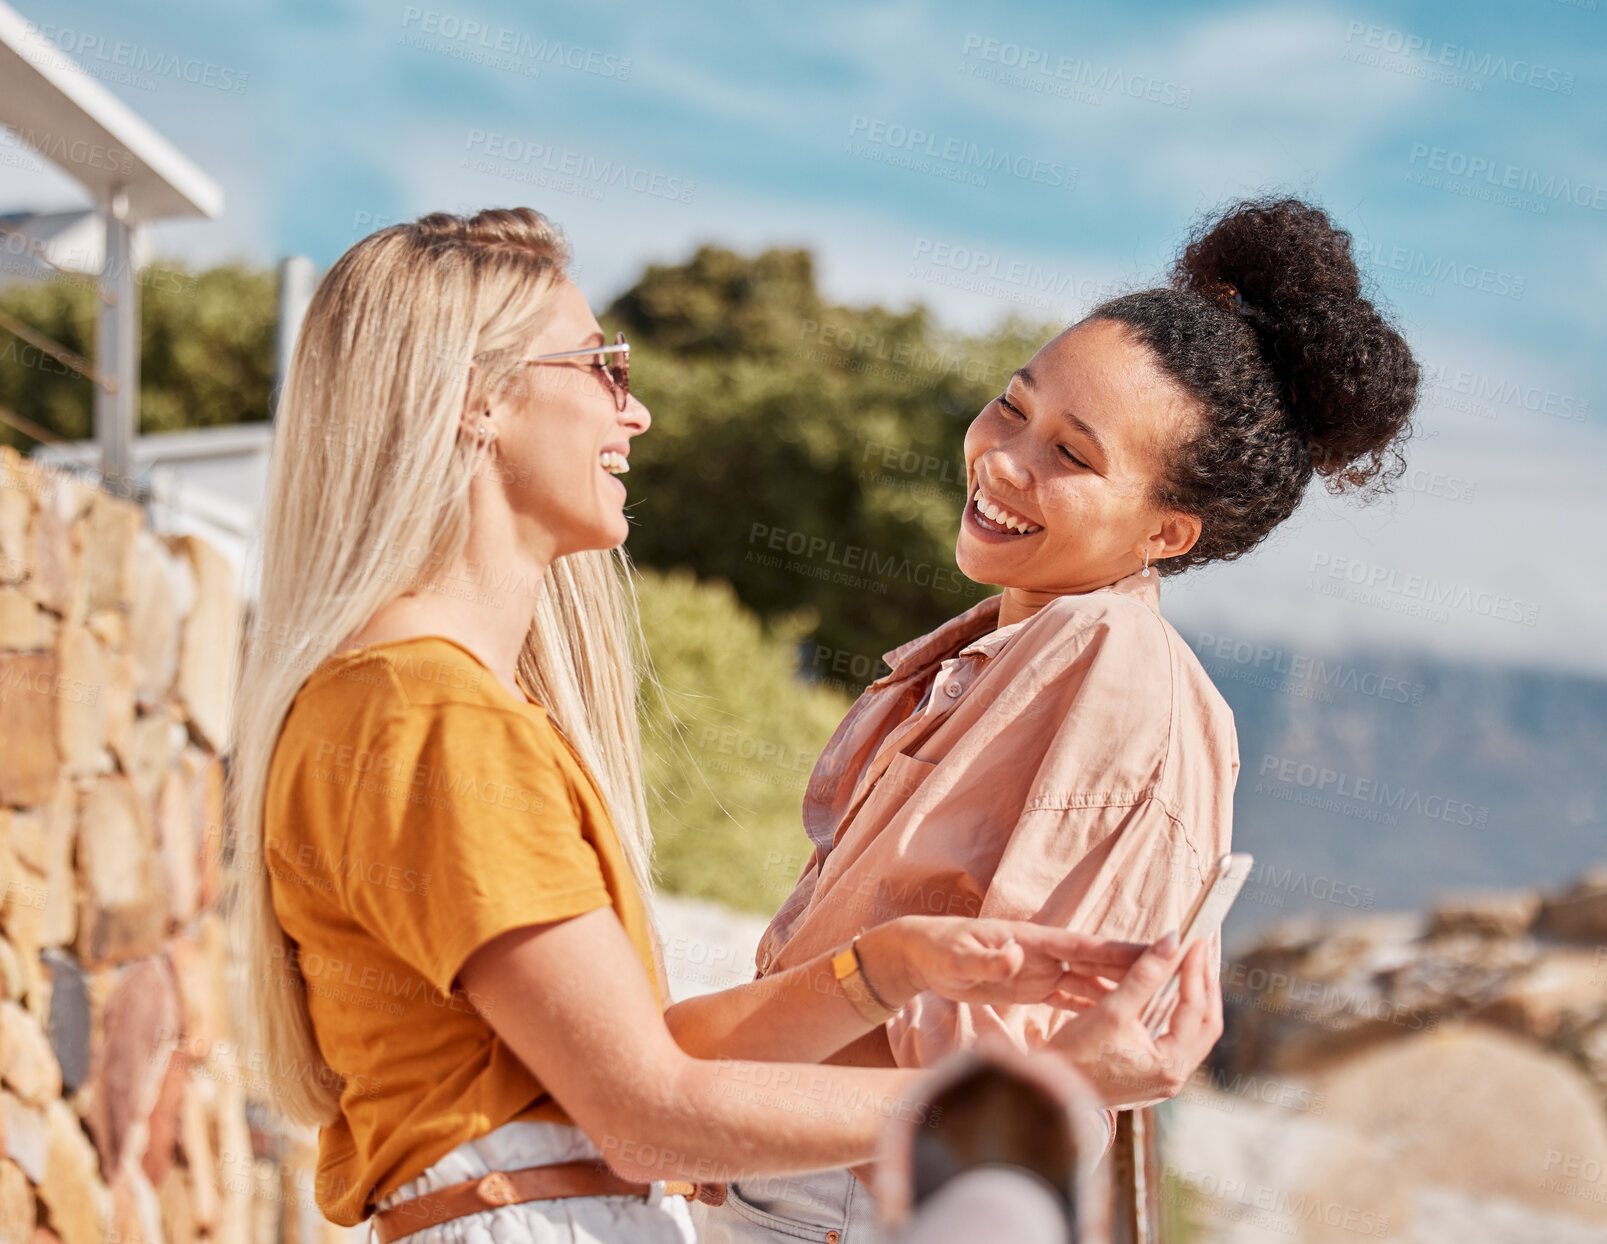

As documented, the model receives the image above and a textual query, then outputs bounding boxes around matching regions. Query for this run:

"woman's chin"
[556,517,630,559]
[954,536,1008,587]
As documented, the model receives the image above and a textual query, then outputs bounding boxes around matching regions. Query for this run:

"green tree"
[1,245,1064,688]
[606,245,1054,670]
[0,262,276,450]
[636,566,851,912]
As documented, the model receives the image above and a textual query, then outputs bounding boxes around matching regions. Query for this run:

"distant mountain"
[1194,641,1607,948]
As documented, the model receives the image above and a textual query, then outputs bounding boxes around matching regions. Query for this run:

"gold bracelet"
[831,934,900,1024]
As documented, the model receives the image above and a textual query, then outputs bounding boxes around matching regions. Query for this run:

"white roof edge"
[0,0,223,220]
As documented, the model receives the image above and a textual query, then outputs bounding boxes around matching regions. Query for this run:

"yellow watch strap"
[832,938,899,1023]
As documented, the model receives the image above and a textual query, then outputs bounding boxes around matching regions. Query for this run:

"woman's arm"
[461,906,912,1184]
[663,914,1141,1064]
[457,905,1212,1185]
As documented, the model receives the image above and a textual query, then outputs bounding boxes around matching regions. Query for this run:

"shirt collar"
[879,593,1002,679]
[880,569,1163,676]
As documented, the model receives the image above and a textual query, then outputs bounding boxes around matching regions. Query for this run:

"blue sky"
[5,0,1606,671]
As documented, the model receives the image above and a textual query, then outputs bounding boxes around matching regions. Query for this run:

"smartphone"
[1139,852,1253,1038]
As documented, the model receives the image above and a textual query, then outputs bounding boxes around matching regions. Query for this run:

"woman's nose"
[981,447,1030,491]
[623,394,651,435]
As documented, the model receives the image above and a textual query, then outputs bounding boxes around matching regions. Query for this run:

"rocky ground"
[1167,869,1607,1242]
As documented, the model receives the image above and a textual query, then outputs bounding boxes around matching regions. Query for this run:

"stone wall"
[0,447,333,1244]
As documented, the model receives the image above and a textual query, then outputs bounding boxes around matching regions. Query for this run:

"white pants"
[689,1166,884,1244]
[369,1120,698,1243]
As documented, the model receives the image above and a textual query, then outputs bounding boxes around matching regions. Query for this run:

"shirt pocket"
[838,752,939,845]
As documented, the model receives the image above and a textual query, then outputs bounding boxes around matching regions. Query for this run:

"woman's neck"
[341,504,551,702]
[997,572,1138,628]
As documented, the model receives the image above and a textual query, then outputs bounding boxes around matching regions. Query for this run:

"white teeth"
[600,451,629,475]
[972,487,1041,535]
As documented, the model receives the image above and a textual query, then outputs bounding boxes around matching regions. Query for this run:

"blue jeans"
[689,1166,884,1244]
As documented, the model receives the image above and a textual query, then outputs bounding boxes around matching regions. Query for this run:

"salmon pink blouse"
[755,570,1239,1118]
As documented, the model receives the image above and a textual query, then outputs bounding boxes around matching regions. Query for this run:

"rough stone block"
[1,787,75,966]
[75,777,165,968]
[0,940,21,1003]
[0,1157,35,1244]
[81,492,141,616]
[1537,870,1607,943]
[0,654,60,806]
[127,533,186,707]
[1,1090,48,1182]
[53,628,110,780]
[0,1002,61,1106]
[21,478,82,623]
[156,765,199,929]
[39,1098,109,1244]
[0,589,56,652]
[40,951,89,1094]
[179,1069,217,1231]
[115,707,184,809]
[167,536,238,752]
[82,958,179,1181]
[189,751,226,912]
[84,609,124,653]
[0,450,32,586]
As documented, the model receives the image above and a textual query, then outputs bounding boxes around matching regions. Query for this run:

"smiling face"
[957,318,1204,610]
[488,278,649,559]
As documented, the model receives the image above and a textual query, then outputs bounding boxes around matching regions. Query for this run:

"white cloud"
[1164,324,1607,673]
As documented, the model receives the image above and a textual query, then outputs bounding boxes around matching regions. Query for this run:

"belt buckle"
[476,1171,519,1207]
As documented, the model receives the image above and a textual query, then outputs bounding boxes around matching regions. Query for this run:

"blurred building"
[0,0,291,599]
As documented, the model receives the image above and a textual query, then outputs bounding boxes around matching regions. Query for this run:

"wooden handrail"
[0,307,116,392]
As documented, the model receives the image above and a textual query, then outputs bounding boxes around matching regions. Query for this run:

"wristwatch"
[832,934,900,1023]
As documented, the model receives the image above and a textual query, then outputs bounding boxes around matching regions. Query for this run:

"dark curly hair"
[1085,196,1419,574]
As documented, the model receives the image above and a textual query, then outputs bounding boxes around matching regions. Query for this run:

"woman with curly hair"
[228,206,1223,1244]
[694,195,1419,1243]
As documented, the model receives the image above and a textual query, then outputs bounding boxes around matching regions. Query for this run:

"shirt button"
[944,682,963,698]
[826,1233,841,1244]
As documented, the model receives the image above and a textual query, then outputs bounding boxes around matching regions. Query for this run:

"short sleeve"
[333,703,612,996]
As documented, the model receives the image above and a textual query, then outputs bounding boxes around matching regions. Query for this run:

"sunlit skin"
[956,318,1205,629]
[486,279,649,559]
[343,279,649,699]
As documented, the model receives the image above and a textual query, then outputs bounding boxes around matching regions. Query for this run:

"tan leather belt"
[369,1159,727,1243]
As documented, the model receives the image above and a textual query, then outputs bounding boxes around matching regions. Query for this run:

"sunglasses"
[522,331,631,411]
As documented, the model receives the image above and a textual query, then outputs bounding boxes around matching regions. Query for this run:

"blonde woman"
[226,208,1221,1244]
[694,196,1419,1243]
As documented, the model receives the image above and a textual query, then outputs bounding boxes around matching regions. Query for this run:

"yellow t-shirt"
[263,635,662,1227]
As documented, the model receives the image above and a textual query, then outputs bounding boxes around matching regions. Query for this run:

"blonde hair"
[226,208,659,1127]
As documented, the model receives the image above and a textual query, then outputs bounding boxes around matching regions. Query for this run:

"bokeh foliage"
[635,566,849,912]
[0,248,1059,908]
[0,262,276,446]
[605,244,1053,662]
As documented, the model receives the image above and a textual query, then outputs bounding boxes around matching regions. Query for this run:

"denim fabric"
[689,1166,884,1244]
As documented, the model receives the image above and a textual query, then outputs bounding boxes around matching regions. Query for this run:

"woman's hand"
[857,915,1146,1012]
[1045,932,1223,1108]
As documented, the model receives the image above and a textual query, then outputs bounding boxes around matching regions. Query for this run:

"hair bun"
[1172,197,1418,488]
